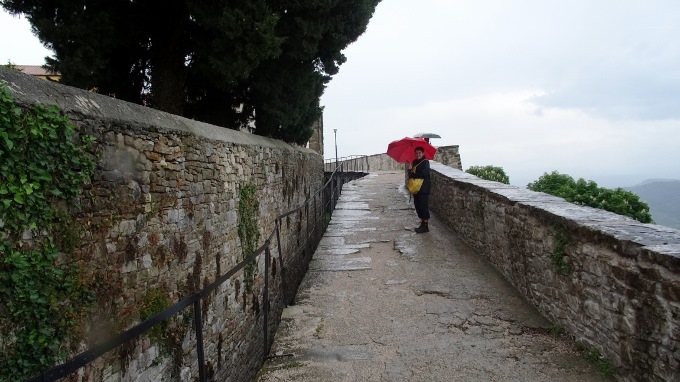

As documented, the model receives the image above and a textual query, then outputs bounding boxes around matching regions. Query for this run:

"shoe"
[414,224,429,233]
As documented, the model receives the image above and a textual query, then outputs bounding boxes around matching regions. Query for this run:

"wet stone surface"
[256,171,614,382]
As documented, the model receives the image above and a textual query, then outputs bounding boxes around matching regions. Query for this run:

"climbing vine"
[238,183,260,291]
[0,83,96,381]
[139,288,172,348]
[552,227,572,274]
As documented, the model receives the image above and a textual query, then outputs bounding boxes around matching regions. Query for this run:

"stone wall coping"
[431,162,680,265]
[0,68,314,154]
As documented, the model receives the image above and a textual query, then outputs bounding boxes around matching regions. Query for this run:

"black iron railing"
[324,155,370,173]
[27,163,359,382]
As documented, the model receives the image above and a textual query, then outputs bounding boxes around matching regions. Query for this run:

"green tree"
[466,165,510,184]
[527,171,653,223]
[247,0,381,144]
[2,61,19,70]
[1,0,381,143]
[1,0,282,112]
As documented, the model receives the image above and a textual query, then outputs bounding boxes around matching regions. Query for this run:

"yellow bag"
[408,161,425,194]
[407,178,424,194]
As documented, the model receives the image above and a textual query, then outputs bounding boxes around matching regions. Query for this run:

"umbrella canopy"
[386,137,437,163]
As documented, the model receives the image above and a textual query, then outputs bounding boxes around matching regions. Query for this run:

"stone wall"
[325,153,405,172]
[365,153,406,172]
[1,68,324,381]
[348,151,458,173]
[428,162,680,382]
[436,145,462,169]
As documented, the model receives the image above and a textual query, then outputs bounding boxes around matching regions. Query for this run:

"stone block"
[615,314,636,335]
[142,254,153,269]
[145,151,162,161]
[662,280,680,301]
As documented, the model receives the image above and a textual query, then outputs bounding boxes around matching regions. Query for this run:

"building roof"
[15,65,60,76]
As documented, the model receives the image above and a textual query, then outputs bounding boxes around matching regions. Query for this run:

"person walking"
[409,146,430,233]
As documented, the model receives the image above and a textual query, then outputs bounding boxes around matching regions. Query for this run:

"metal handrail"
[27,165,355,382]
[324,155,370,173]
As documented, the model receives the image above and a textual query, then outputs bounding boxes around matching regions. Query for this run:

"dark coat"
[409,158,431,194]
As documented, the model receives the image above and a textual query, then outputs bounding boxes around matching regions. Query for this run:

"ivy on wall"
[0,83,96,381]
[552,226,572,274]
[238,183,260,291]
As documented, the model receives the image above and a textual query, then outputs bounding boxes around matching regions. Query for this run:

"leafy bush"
[527,171,653,223]
[466,165,510,184]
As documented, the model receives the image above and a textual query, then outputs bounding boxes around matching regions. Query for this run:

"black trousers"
[414,193,430,220]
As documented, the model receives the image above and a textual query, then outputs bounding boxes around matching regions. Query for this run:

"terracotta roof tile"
[15,65,60,76]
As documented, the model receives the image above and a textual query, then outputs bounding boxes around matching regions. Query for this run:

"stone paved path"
[256,171,614,382]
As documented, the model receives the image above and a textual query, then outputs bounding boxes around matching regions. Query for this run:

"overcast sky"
[0,11,51,64]
[3,2,679,187]
[320,0,680,187]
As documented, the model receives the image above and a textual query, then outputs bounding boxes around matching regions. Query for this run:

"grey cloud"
[532,63,680,121]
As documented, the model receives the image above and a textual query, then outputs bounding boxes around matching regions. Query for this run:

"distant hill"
[624,179,680,229]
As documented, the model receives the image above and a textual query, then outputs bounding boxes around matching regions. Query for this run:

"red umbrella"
[386,137,437,164]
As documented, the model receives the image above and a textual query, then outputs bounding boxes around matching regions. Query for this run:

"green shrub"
[528,171,653,223]
[466,165,510,184]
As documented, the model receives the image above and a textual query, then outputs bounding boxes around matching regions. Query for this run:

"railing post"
[334,172,338,211]
[275,219,286,303]
[263,241,271,362]
[331,174,335,212]
[193,299,206,382]
[305,202,310,256]
[313,194,318,241]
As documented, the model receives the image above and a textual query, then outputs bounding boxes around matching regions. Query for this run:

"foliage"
[576,343,615,376]
[549,324,565,336]
[551,227,572,274]
[465,165,510,184]
[137,289,189,378]
[0,83,96,381]
[2,0,382,144]
[2,61,19,71]
[0,84,96,233]
[139,288,171,350]
[282,361,304,369]
[527,171,653,223]
[248,0,381,145]
[238,183,260,291]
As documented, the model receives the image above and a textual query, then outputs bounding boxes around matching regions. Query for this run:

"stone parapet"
[429,162,680,382]
[365,153,406,171]
[325,153,405,172]
[435,145,462,169]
